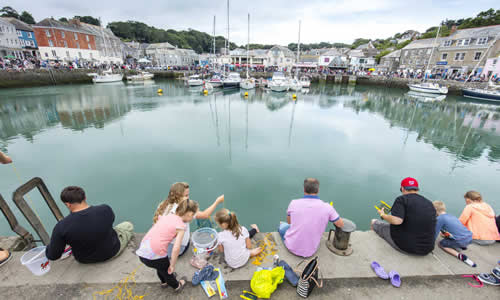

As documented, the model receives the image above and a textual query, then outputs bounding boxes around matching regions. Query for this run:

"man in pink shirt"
[279,178,344,257]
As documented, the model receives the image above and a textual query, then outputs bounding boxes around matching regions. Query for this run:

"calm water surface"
[1,80,499,237]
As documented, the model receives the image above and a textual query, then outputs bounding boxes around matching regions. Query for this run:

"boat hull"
[209,81,223,88]
[462,89,500,101]
[240,80,255,90]
[188,80,204,86]
[269,84,289,92]
[408,84,447,94]
[223,82,240,89]
[92,74,123,83]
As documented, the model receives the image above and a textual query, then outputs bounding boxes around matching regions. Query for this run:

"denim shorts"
[439,238,470,250]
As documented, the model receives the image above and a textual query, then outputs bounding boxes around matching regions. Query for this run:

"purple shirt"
[285,196,340,257]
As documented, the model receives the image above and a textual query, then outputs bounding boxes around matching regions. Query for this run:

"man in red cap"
[371,177,436,255]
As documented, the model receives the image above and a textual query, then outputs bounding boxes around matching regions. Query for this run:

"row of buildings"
[0,17,200,66]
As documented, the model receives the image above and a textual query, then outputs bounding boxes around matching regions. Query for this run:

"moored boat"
[188,75,204,86]
[90,69,123,83]
[223,72,241,89]
[269,72,289,92]
[408,82,448,94]
[300,76,311,88]
[462,88,500,102]
[127,71,154,81]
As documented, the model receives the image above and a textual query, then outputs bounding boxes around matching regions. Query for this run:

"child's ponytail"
[215,209,242,239]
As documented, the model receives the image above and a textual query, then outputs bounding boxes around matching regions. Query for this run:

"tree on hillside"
[59,17,68,23]
[351,38,371,49]
[0,6,19,18]
[375,50,391,63]
[20,11,35,24]
[75,16,100,26]
[396,40,411,49]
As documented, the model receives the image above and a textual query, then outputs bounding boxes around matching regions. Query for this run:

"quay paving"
[0,231,499,296]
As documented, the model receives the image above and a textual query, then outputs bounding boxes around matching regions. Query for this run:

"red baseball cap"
[401,177,419,190]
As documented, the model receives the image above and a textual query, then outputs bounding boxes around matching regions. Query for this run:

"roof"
[79,23,120,40]
[321,48,343,56]
[355,41,375,50]
[2,17,33,32]
[402,37,446,50]
[384,49,401,58]
[450,25,500,40]
[34,18,93,35]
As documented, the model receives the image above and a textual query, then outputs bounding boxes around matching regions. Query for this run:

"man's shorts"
[372,220,403,252]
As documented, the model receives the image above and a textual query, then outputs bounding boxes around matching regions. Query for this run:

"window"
[88,44,92,50]
[66,51,70,57]
[324,58,330,63]
[48,40,54,47]
[90,53,93,59]
[76,42,80,49]
[27,32,32,38]
[477,37,488,45]
[86,35,89,42]
[74,33,78,40]
[51,50,57,57]
[45,52,48,57]
[441,53,448,60]
[416,60,420,65]
[454,52,465,61]
[64,41,68,48]
[457,39,470,46]
[463,39,470,46]
[45,29,51,37]
[493,59,498,65]
[404,51,408,56]
[17,30,22,37]
[427,49,431,55]
[418,49,423,55]
[78,52,82,58]
[474,52,482,61]
[443,40,452,47]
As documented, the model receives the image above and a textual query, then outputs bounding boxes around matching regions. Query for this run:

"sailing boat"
[209,15,223,88]
[222,0,241,89]
[408,24,447,95]
[462,34,500,101]
[92,18,123,83]
[241,13,256,90]
[288,20,302,91]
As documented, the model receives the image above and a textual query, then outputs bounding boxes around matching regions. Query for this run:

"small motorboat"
[408,82,448,94]
[209,74,224,88]
[241,77,256,90]
[222,72,241,89]
[269,72,289,92]
[288,77,302,91]
[89,69,123,83]
[188,75,204,86]
[127,71,154,81]
[300,76,311,88]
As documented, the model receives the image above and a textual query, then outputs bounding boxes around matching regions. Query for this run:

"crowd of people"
[1,149,499,290]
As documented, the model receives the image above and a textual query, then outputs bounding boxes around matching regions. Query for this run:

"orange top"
[459,202,500,241]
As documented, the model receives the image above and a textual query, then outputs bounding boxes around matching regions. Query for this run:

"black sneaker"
[492,267,500,280]
[478,273,500,286]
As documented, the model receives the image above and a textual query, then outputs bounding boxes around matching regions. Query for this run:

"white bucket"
[20,246,50,276]
[192,227,218,255]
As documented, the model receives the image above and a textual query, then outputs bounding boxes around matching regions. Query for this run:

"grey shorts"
[372,220,403,252]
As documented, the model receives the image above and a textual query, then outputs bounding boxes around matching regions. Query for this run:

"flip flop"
[370,261,389,280]
[389,270,401,287]
[174,276,188,293]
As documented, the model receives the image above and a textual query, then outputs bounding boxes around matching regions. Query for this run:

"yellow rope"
[11,164,43,221]
[93,265,148,300]
[251,233,277,266]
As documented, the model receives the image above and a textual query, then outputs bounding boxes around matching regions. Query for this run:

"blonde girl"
[215,209,263,269]
[137,199,199,292]
[153,182,224,257]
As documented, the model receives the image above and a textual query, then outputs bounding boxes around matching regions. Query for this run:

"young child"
[153,182,224,257]
[459,191,500,245]
[137,199,199,292]
[433,201,476,267]
[215,209,263,269]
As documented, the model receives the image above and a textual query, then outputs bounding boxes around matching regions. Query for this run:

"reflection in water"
[1,82,500,165]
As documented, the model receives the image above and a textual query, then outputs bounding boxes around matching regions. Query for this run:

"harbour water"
[0,80,499,237]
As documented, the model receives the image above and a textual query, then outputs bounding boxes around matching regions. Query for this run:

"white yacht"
[300,76,311,88]
[240,14,256,90]
[288,77,302,91]
[187,75,204,86]
[223,72,241,89]
[408,82,448,94]
[89,69,123,83]
[209,74,224,88]
[269,72,289,92]
[127,71,154,81]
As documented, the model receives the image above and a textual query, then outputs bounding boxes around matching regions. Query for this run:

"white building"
[79,22,123,64]
[0,17,24,59]
[266,45,296,69]
[318,48,349,68]
[145,42,198,66]
[348,42,379,71]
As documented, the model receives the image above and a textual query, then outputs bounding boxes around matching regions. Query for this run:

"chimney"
[69,18,81,26]
[450,25,457,35]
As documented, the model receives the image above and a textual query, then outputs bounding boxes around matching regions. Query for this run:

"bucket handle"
[24,247,47,265]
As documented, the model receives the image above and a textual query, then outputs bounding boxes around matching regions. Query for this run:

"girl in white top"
[153,182,224,257]
[215,209,263,269]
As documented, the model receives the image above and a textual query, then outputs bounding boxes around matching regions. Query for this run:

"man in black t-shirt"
[371,177,436,255]
[45,186,134,264]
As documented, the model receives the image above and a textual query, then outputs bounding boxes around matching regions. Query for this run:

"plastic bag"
[250,266,285,299]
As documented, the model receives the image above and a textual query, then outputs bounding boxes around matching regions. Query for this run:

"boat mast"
[424,23,440,82]
[247,13,250,79]
[226,0,230,76]
[296,20,301,79]
[464,33,499,85]
[213,15,216,70]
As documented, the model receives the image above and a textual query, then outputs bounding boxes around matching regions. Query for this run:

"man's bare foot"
[250,224,260,233]
[0,249,9,261]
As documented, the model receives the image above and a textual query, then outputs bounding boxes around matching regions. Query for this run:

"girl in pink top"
[136,199,199,292]
[459,191,500,245]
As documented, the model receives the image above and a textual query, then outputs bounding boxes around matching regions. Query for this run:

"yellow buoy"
[157,88,163,93]
[244,92,248,97]
[292,94,297,100]
[203,89,208,95]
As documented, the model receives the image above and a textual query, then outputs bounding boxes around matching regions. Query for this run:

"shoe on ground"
[478,273,500,286]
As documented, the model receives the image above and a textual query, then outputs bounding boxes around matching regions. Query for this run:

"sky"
[3,0,498,46]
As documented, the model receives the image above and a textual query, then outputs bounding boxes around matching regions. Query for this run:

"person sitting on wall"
[0,151,13,268]
[371,177,436,256]
[278,178,344,257]
[45,186,134,263]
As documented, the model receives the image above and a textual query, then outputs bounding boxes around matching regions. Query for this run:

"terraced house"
[433,25,500,76]
[399,37,445,72]
[0,17,24,59]
[33,18,99,63]
[4,17,39,59]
